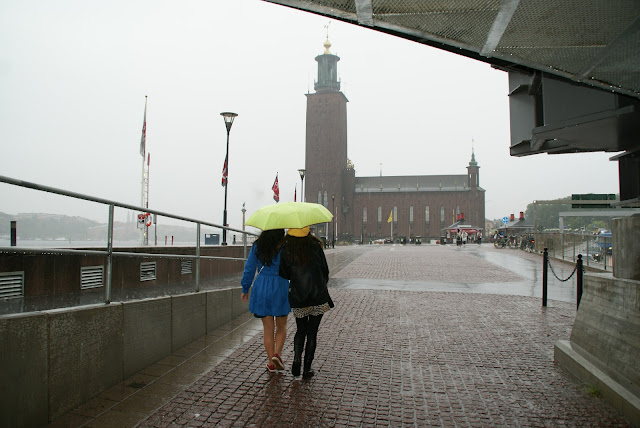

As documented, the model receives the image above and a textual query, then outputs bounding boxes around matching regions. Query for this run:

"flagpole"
[140,96,147,246]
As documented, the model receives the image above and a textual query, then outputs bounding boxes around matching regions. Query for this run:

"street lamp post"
[298,169,305,202]
[220,112,238,246]
[331,194,335,248]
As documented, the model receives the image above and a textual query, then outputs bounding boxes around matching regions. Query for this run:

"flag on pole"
[272,174,280,202]
[140,96,147,157]
[221,154,228,187]
[387,210,393,223]
[294,185,297,202]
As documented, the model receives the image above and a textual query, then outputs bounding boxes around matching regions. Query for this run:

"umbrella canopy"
[245,202,333,230]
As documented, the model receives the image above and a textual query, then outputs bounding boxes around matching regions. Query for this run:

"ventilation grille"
[0,271,24,298]
[140,261,156,282]
[181,260,193,275]
[81,266,104,290]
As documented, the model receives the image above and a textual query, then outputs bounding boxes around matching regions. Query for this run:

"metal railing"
[532,231,613,270]
[0,175,258,304]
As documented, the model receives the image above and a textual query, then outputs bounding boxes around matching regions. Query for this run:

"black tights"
[294,314,323,365]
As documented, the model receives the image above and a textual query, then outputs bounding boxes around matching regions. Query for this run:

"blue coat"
[241,243,290,317]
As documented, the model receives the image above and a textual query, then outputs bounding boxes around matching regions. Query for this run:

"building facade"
[305,39,485,242]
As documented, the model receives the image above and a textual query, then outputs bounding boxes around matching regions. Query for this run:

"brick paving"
[138,245,630,427]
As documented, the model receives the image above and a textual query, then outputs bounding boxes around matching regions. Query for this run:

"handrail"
[0,174,258,305]
[0,175,249,234]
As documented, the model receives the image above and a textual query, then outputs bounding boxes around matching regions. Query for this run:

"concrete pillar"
[612,214,640,281]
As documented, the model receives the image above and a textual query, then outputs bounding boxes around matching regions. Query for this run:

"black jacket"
[279,241,334,309]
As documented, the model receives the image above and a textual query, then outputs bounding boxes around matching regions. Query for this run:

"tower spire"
[469,139,478,166]
[314,33,340,93]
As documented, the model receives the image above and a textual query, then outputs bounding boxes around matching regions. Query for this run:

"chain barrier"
[547,258,582,282]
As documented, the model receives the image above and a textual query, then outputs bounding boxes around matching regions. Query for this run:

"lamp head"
[298,169,305,179]
[220,112,238,132]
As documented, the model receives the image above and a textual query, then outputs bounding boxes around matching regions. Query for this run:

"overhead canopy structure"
[263,0,640,206]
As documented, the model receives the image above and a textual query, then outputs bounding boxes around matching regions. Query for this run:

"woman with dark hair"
[279,226,334,379]
[241,229,290,373]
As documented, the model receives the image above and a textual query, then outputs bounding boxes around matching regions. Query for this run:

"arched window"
[324,191,328,208]
[425,206,430,225]
[317,191,322,205]
[440,205,445,224]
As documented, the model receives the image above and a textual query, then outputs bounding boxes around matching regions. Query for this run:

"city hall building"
[304,39,485,242]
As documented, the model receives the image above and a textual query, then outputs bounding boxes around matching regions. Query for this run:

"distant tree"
[524,197,615,232]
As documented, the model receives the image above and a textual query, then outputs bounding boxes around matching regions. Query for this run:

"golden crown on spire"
[324,38,332,54]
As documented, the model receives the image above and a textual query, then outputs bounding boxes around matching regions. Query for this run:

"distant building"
[304,38,485,241]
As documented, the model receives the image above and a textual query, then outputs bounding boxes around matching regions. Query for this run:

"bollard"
[542,248,548,307]
[576,254,583,310]
[10,220,17,246]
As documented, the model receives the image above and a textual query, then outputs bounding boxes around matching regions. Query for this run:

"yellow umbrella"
[245,202,333,230]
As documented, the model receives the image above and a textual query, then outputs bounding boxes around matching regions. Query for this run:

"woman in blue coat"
[241,229,290,373]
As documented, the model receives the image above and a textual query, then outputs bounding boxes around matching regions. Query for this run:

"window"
[393,206,397,224]
[409,206,414,237]
[425,206,430,225]
[362,207,367,236]
[440,205,445,224]
[324,191,328,208]
[317,191,322,205]
[378,206,382,223]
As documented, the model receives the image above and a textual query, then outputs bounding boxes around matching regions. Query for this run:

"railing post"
[586,235,590,267]
[10,221,17,246]
[542,247,548,307]
[195,223,201,292]
[576,254,583,309]
[105,204,114,304]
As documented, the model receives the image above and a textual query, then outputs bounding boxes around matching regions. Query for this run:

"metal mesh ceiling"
[265,0,640,98]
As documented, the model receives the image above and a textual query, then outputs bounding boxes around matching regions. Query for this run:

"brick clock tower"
[305,38,349,239]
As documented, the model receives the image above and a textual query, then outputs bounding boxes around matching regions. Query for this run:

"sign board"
[502,217,509,224]
[571,193,616,209]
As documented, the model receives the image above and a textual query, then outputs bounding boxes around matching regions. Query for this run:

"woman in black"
[279,226,334,378]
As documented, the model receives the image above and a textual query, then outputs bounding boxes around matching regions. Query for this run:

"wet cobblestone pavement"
[50,244,630,427]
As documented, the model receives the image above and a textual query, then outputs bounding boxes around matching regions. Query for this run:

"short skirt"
[249,273,290,317]
[292,303,331,318]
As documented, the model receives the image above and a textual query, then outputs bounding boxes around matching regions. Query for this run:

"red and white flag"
[272,174,279,202]
[140,96,147,157]
[221,155,228,187]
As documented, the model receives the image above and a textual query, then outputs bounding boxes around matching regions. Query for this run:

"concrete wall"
[0,286,246,427]
[569,275,640,396]
[555,215,640,426]
[0,313,48,427]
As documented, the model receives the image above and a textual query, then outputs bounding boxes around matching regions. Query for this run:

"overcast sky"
[0,0,620,235]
